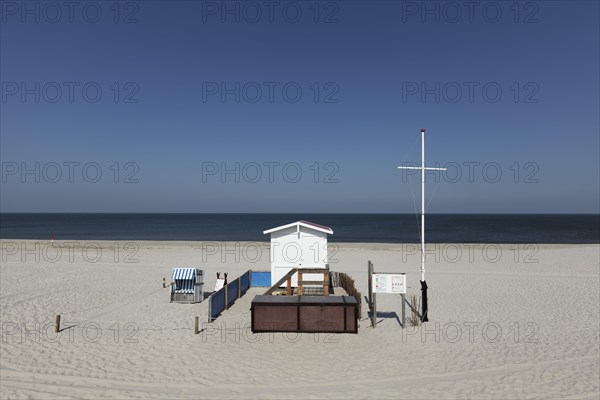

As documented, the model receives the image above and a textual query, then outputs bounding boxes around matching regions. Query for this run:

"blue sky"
[1,0,598,213]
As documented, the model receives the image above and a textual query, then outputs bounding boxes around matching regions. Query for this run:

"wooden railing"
[298,268,330,296]
[263,267,297,295]
[263,266,330,296]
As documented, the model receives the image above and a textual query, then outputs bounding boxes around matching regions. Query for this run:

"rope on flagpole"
[400,134,422,242]
[408,175,421,242]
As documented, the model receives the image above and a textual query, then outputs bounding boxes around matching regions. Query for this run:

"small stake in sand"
[194,317,199,335]
[55,315,61,333]
[398,128,447,322]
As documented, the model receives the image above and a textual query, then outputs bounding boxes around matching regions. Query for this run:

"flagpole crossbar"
[398,166,447,171]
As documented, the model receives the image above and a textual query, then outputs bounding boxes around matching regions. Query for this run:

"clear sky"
[1,0,598,213]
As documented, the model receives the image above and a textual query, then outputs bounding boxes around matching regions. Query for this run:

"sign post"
[368,261,407,328]
[368,261,375,327]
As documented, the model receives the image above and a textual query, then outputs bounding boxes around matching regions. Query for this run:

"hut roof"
[263,220,333,235]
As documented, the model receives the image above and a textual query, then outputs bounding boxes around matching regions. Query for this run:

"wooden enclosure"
[251,295,358,334]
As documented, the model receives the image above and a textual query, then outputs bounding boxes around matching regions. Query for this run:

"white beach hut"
[263,220,333,287]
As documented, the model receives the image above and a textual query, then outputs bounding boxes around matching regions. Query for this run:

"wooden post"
[162,277,166,288]
[194,316,199,334]
[368,261,376,328]
[372,292,377,328]
[298,271,303,296]
[367,261,373,312]
[323,271,329,296]
[401,293,406,328]
[286,277,291,296]
[55,315,61,333]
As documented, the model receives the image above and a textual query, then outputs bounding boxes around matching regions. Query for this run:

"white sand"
[1,240,598,399]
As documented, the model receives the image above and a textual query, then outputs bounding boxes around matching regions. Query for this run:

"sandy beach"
[1,240,598,399]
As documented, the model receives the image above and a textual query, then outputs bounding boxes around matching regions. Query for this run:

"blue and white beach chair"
[170,268,204,303]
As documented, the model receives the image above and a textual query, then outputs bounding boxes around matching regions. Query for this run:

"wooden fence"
[331,271,362,317]
[207,269,251,323]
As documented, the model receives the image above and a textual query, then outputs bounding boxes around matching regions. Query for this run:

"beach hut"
[170,268,204,303]
[263,220,333,287]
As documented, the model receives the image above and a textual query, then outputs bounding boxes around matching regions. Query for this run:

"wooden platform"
[250,295,358,334]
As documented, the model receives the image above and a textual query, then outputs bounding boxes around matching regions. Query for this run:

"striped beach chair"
[170,268,204,303]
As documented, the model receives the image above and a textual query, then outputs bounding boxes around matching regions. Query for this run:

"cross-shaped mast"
[398,128,446,321]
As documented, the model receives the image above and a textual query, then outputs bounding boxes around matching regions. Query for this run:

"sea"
[0,214,598,243]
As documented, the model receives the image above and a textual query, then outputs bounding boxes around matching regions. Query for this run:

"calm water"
[0,214,598,243]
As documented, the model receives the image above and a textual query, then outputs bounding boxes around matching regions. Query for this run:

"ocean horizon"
[1,213,598,244]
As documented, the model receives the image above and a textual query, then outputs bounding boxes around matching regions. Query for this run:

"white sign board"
[373,273,406,294]
[213,278,225,292]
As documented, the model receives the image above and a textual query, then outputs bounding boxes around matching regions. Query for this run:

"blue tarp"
[250,271,271,287]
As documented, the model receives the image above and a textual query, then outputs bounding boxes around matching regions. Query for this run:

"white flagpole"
[398,128,447,322]
[421,128,425,282]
